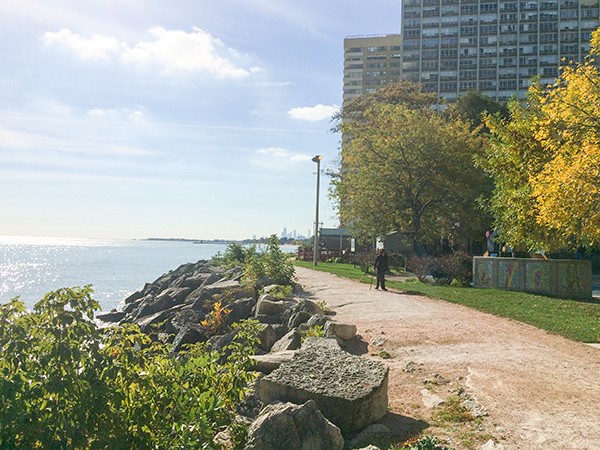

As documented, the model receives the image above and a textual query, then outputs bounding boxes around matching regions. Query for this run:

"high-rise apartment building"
[401,0,600,102]
[343,34,403,104]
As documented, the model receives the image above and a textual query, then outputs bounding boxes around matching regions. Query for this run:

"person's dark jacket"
[375,253,389,273]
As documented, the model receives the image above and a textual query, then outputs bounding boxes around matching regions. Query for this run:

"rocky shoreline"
[98,260,391,450]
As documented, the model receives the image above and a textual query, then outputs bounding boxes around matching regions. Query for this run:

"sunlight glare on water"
[0,236,228,311]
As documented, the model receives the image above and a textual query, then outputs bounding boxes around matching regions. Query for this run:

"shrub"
[201,301,232,337]
[213,242,255,269]
[0,287,260,449]
[431,252,473,285]
[301,325,325,342]
[268,284,293,299]
[242,235,295,289]
[406,255,436,281]
[387,251,407,272]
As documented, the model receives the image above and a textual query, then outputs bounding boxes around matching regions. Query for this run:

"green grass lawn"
[295,260,600,343]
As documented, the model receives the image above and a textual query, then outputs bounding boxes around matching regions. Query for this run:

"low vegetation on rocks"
[0,286,259,448]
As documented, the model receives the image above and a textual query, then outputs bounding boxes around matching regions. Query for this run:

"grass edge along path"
[294,260,600,344]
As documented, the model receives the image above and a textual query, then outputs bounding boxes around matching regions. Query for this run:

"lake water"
[0,236,297,312]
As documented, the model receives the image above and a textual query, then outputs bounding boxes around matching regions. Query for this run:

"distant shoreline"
[144,238,232,244]
[144,237,305,245]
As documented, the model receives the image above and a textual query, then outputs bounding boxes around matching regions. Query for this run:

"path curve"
[295,266,600,450]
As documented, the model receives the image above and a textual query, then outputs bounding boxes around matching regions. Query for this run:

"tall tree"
[445,90,509,132]
[480,27,600,251]
[332,80,437,133]
[332,98,487,253]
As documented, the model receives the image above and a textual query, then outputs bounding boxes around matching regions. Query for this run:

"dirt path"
[295,266,600,450]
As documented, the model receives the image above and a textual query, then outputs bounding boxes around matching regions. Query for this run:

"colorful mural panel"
[475,259,494,288]
[525,262,551,293]
[498,260,522,289]
[557,263,589,297]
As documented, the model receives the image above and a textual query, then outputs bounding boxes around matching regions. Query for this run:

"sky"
[0,0,401,240]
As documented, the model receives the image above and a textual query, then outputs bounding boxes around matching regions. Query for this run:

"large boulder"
[287,311,311,329]
[280,299,323,325]
[255,295,295,317]
[185,278,240,310]
[96,310,126,323]
[227,297,257,325]
[259,346,389,433]
[270,329,302,353]
[244,400,343,450]
[171,324,205,353]
[256,324,278,352]
[251,351,297,374]
[133,292,176,319]
[324,322,357,341]
[305,314,331,329]
[134,305,182,333]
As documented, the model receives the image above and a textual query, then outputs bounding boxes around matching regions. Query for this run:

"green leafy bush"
[431,253,473,285]
[242,235,295,288]
[0,287,259,449]
[300,325,325,342]
[406,255,435,281]
[267,284,293,299]
[221,242,250,267]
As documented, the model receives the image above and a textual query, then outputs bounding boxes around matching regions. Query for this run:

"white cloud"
[288,104,339,122]
[86,107,147,123]
[254,147,313,169]
[43,26,262,80]
[43,28,125,60]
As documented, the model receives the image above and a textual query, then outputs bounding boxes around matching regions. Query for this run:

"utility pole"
[312,155,321,266]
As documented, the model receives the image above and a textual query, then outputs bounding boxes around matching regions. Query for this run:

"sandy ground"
[295,266,600,450]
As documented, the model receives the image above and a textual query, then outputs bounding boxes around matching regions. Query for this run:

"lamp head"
[311,155,322,163]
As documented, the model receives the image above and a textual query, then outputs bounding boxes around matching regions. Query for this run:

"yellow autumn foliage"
[483,27,600,251]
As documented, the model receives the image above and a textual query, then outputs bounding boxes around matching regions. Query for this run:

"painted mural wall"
[473,257,592,299]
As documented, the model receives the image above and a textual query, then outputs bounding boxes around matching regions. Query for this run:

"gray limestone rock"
[256,323,278,352]
[251,351,297,374]
[244,400,343,450]
[255,313,284,325]
[256,298,295,317]
[301,337,341,351]
[259,346,389,433]
[349,424,390,450]
[305,314,332,328]
[287,311,312,329]
[134,305,182,333]
[96,310,126,323]
[281,299,323,325]
[209,329,238,354]
[171,324,205,353]
[227,297,257,325]
[270,329,302,353]
[133,292,176,319]
[324,321,357,341]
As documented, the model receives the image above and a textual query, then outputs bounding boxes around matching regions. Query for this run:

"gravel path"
[295,266,600,450]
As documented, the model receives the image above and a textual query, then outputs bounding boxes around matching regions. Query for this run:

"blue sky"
[0,1,401,240]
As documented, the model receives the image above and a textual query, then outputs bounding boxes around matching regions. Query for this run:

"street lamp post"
[312,154,321,266]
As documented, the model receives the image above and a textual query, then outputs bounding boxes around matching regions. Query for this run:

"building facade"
[401,0,600,102]
[343,34,403,104]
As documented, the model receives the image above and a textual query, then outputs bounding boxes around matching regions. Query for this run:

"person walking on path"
[374,249,389,290]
